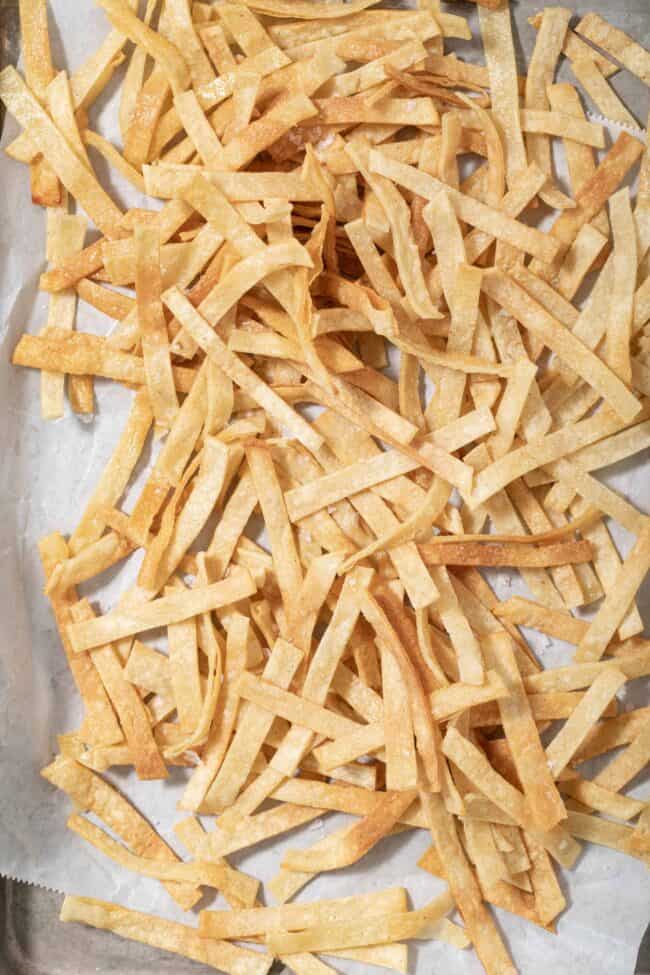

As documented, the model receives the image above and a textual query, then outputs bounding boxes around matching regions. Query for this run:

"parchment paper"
[0,3,649,973]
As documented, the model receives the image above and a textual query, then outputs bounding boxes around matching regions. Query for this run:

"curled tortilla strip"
[282,790,417,873]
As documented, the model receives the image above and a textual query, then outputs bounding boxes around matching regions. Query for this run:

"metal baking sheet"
[0,1,648,974]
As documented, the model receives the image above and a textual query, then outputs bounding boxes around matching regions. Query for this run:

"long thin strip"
[576,523,650,661]
[67,568,256,652]
[0,66,124,236]
[60,897,271,975]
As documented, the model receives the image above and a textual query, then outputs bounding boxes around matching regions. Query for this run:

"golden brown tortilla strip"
[60,896,271,975]
[67,568,256,652]
[42,756,200,909]
[575,12,650,87]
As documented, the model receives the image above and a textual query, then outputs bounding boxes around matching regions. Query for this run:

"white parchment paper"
[0,3,649,973]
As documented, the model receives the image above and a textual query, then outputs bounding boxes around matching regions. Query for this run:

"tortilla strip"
[194,804,328,860]
[479,1,527,186]
[199,888,408,940]
[593,715,650,792]
[575,524,650,661]
[575,12,650,87]
[524,646,650,694]
[134,222,178,430]
[265,892,463,954]
[481,270,642,422]
[68,814,258,903]
[42,756,200,909]
[282,790,417,873]
[0,67,124,237]
[60,897,271,975]
[69,388,152,553]
[486,634,566,831]
[284,446,471,522]
[206,639,303,810]
[40,213,88,419]
[419,540,593,568]
[246,444,303,640]
[524,7,572,209]
[369,152,560,264]
[575,708,650,763]
[236,674,360,739]
[67,568,255,652]
[494,597,588,644]
[604,188,637,385]
[565,812,649,866]
[13,328,197,393]
[559,776,645,822]
[471,691,618,727]
[69,600,167,780]
[39,534,123,748]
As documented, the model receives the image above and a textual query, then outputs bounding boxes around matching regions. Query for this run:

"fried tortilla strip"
[236,674,359,739]
[135,222,178,431]
[67,567,256,652]
[419,540,593,568]
[97,0,190,93]
[265,891,464,954]
[68,814,258,903]
[565,812,649,866]
[284,445,471,522]
[70,600,167,781]
[524,7,572,209]
[69,389,153,554]
[0,66,124,236]
[605,187,637,385]
[593,714,650,793]
[571,57,638,128]
[575,12,650,87]
[206,639,303,810]
[484,633,566,830]
[481,270,642,422]
[479,1,526,186]
[39,534,122,748]
[247,444,303,640]
[192,804,327,859]
[379,642,418,790]
[369,152,560,264]
[494,597,587,644]
[199,888,408,939]
[282,790,417,873]
[42,756,200,909]
[13,328,196,393]
[60,897,271,975]
[576,523,650,661]
[559,776,645,822]
[163,287,323,453]
[41,212,88,419]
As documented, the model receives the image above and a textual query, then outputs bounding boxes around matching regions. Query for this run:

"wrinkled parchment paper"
[0,2,649,973]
